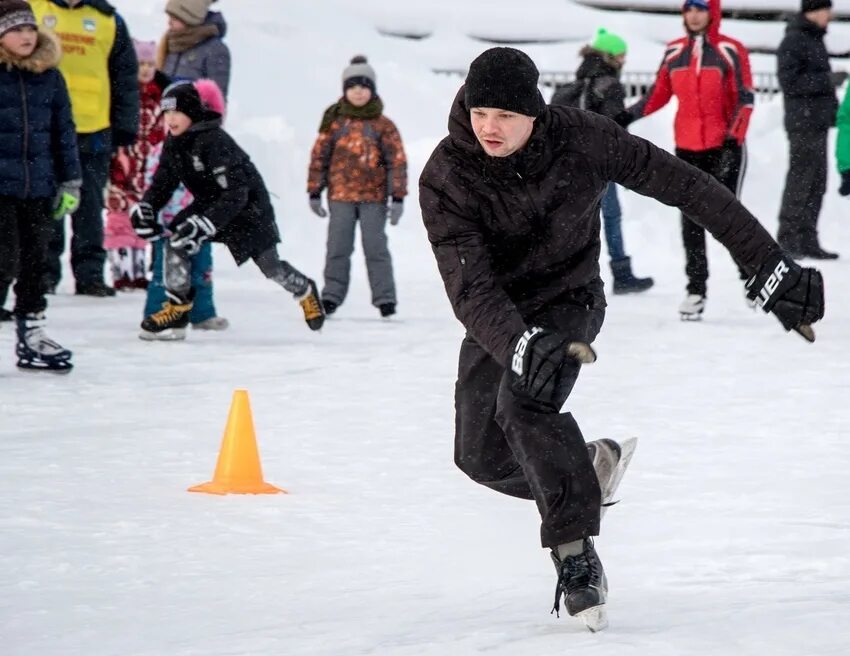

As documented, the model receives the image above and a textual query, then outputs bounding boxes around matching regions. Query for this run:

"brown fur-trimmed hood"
[0,30,61,73]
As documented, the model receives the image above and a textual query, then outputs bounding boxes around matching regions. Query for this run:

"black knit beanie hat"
[160,81,220,123]
[464,47,544,117]
[802,0,832,11]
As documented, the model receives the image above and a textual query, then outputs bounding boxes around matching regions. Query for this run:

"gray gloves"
[309,194,327,218]
[388,198,404,225]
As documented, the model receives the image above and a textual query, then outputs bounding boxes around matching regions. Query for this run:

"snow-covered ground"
[2,2,849,654]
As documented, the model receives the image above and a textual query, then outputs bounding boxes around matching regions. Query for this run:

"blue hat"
[683,0,710,10]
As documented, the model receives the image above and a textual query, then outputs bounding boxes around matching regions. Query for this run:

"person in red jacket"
[629,0,754,320]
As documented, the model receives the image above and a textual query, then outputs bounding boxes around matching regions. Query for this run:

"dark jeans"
[777,130,828,251]
[676,144,747,296]
[46,147,110,286]
[453,300,605,548]
[0,197,52,315]
[600,182,626,262]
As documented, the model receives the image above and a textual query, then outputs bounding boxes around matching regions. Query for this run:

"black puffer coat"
[777,14,839,133]
[0,31,80,199]
[419,87,780,363]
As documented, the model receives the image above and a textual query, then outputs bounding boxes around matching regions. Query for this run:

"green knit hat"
[590,28,627,57]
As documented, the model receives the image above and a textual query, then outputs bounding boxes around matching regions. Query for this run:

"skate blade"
[17,362,73,374]
[679,312,703,321]
[601,437,638,518]
[139,328,186,341]
[576,605,608,632]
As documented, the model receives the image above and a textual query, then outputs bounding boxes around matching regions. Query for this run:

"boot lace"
[299,289,323,321]
[149,301,191,327]
[551,549,597,617]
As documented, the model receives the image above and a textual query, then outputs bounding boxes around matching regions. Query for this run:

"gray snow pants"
[323,201,396,307]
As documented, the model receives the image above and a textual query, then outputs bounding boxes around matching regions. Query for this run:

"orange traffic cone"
[189,389,286,495]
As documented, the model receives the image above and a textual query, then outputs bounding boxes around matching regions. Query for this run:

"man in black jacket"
[419,47,824,631]
[777,0,844,259]
[130,82,325,339]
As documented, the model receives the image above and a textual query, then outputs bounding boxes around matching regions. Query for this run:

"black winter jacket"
[551,50,627,122]
[419,88,780,364]
[0,32,81,199]
[777,14,838,133]
[143,119,280,264]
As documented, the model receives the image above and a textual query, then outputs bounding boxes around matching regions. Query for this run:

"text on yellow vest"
[30,0,117,134]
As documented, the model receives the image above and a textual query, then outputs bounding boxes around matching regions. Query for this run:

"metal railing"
[433,68,782,100]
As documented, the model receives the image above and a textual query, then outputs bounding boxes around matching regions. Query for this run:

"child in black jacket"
[131,82,325,339]
[0,1,81,372]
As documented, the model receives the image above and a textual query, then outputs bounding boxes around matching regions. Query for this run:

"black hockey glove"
[508,327,597,410]
[839,171,850,197]
[130,202,163,240]
[170,214,216,256]
[746,252,824,342]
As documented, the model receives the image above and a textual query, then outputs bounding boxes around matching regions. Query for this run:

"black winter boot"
[611,257,653,295]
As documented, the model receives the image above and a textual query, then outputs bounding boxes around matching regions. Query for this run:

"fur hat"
[133,39,157,64]
[161,81,220,123]
[464,47,544,117]
[343,55,376,94]
[165,0,213,27]
[0,0,37,39]
[801,0,832,12]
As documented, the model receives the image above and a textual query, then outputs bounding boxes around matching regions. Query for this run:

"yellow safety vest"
[30,0,116,133]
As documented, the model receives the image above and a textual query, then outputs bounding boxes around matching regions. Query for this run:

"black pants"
[46,147,110,286]
[454,299,605,548]
[777,130,828,251]
[0,197,52,315]
[676,145,747,296]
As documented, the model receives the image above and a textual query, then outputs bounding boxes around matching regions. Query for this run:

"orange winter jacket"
[308,112,407,203]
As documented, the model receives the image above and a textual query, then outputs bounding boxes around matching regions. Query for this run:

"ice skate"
[298,279,325,331]
[679,293,705,321]
[15,313,73,374]
[140,298,192,341]
[586,437,638,517]
[551,539,608,632]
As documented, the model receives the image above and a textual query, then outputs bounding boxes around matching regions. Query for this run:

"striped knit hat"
[0,0,37,39]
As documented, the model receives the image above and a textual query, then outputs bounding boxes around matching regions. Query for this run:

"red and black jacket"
[629,0,754,152]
